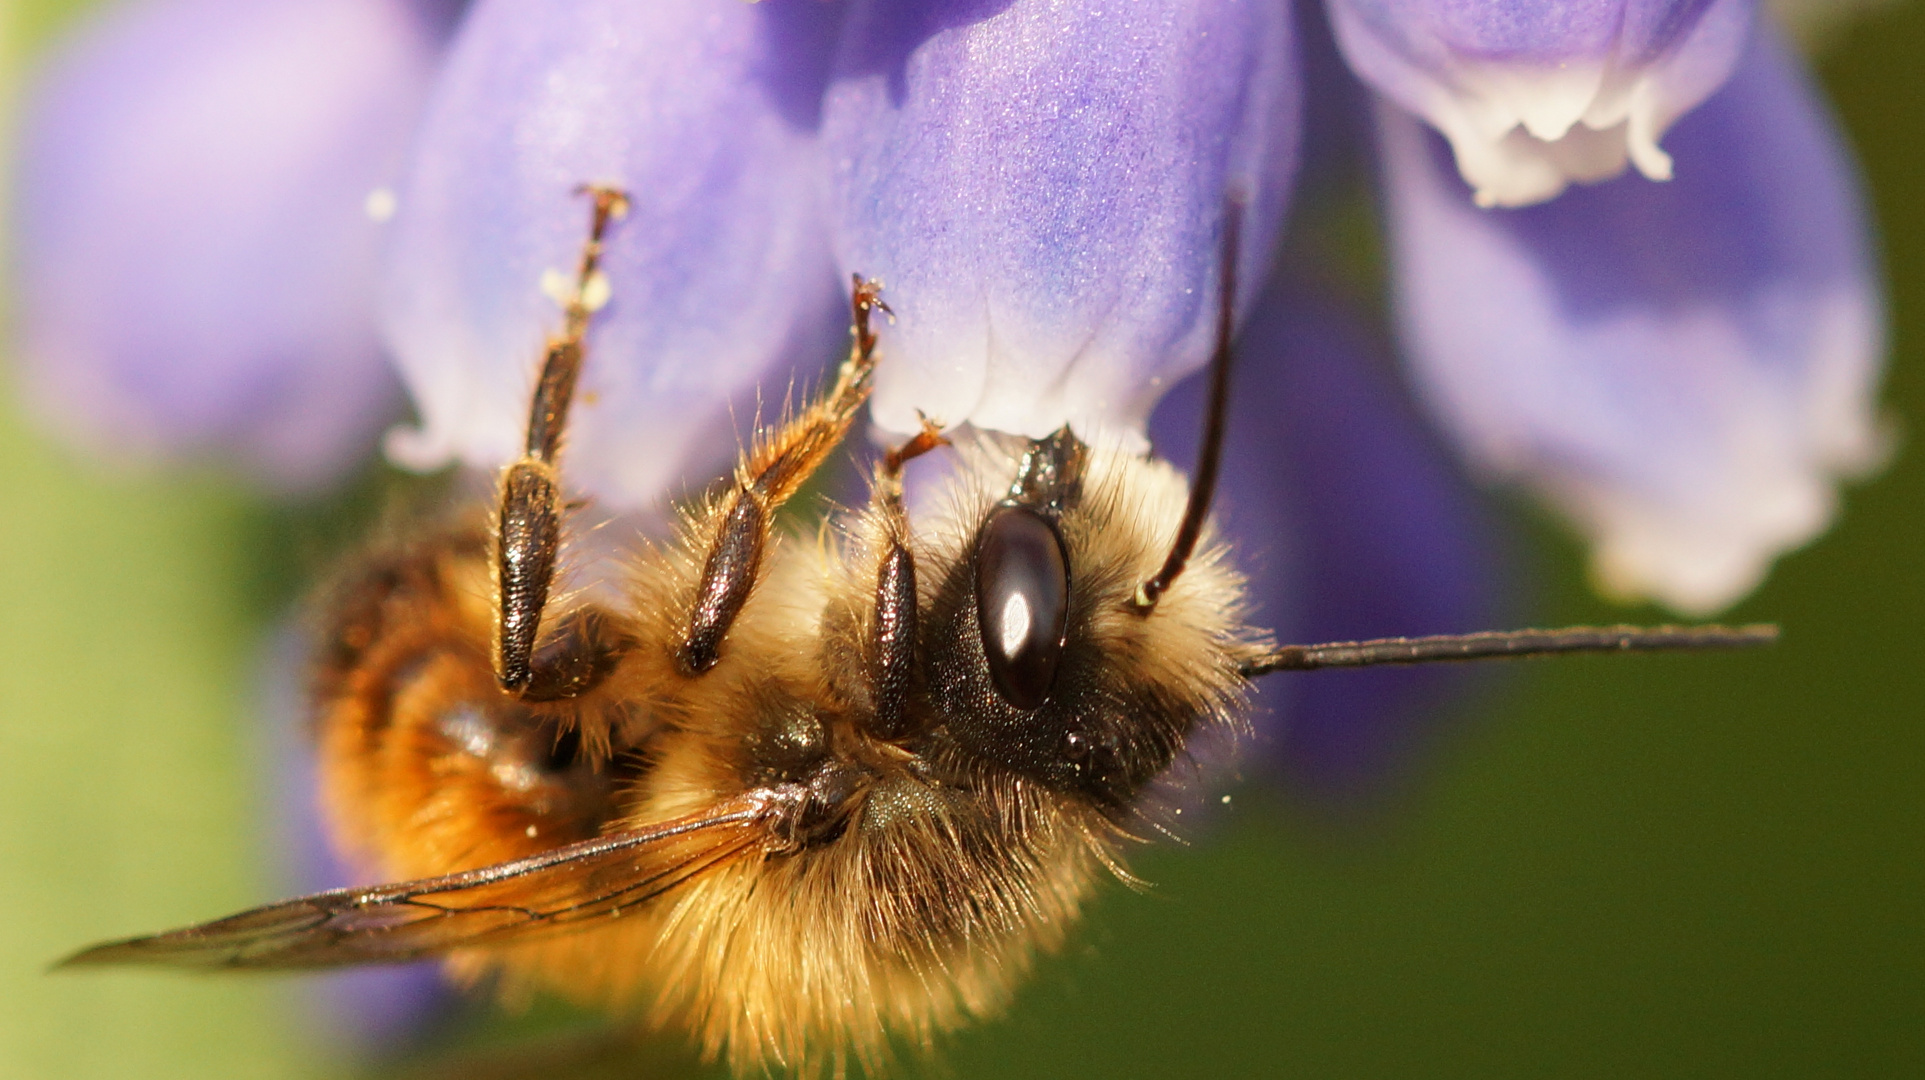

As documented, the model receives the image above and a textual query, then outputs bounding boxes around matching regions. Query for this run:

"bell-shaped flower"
[10,0,452,491]
[822,0,1300,447]
[378,0,847,507]
[1328,0,1756,207]
[1376,25,1885,613]
[17,0,1878,623]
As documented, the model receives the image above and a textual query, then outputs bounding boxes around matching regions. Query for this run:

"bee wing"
[58,788,796,970]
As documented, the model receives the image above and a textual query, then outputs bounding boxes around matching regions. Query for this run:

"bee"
[63,186,1775,1076]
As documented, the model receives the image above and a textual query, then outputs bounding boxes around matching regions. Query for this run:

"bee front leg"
[676,277,890,675]
[494,185,635,700]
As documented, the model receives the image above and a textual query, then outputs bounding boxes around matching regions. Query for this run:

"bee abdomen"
[312,532,643,878]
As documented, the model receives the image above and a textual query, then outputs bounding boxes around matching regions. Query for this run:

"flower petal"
[1328,0,1755,206]
[1378,26,1884,614]
[11,0,446,492]
[824,0,1300,447]
[1149,291,1509,802]
[380,0,847,507]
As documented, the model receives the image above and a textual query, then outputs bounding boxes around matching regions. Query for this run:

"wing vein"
[57,788,797,971]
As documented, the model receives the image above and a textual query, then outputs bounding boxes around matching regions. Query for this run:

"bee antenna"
[1236,623,1780,677]
[1133,192,1245,613]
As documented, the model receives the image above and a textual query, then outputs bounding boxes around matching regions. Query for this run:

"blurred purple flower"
[8,0,1887,905]
[10,0,460,491]
[1377,23,1884,612]
[1328,0,1756,207]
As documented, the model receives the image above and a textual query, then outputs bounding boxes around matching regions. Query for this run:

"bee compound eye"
[974,506,1070,710]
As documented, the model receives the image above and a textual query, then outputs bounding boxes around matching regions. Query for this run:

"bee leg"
[880,411,947,481]
[866,414,945,740]
[675,277,889,675]
[517,606,637,703]
[494,184,632,698]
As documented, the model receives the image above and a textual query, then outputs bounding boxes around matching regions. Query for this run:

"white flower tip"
[1591,541,1770,618]
[537,268,611,312]
[364,187,398,223]
[383,422,455,473]
[1584,476,1840,616]
[1628,137,1675,183]
[1853,408,1902,478]
[1518,110,1577,144]
[1424,56,1720,208]
[580,269,612,313]
[1457,115,1689,208]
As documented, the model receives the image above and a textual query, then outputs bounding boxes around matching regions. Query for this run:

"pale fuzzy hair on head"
[912,430,1262,792]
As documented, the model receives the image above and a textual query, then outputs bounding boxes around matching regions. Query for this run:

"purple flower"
[9,0,1886,872]
[379,0,845,503]
[1329,0,1755,207]
[10,0,459,491]
[1376,23,1885,612]
[823,0,1299,445]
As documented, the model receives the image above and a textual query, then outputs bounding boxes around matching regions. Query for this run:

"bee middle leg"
[864,414,945,739]
[675,276,890,675]
[493,184,636,700]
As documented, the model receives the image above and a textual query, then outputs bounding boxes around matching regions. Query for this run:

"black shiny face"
[974,505,1070,710]
[919,430,1185,809]
[911,429,1224,811]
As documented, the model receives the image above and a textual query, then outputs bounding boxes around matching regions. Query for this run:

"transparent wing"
[59,788,796,970]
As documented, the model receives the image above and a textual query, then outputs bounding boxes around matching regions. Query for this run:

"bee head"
[915,428,1255,812]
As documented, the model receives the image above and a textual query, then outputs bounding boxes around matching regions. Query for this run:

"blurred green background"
[1,1,1919,1077]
